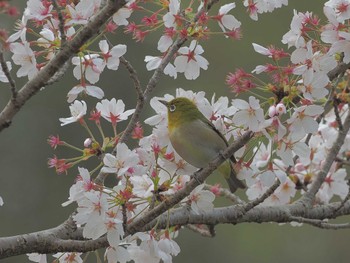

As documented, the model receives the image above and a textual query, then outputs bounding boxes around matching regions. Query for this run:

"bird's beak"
[158,100,168,107]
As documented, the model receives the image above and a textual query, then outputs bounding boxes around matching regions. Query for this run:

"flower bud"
[84,138,92,147]
[268,105,277,118]
[276,103,286,115]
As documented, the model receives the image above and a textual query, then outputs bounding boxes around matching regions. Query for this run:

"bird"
[159,97,245,193]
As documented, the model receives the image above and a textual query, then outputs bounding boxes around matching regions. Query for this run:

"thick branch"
[140,200,350,232]
[0,0,126,132]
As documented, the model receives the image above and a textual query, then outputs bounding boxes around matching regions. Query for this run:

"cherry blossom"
[67,83,104,103]
[27,253,47,263]
[10,42,38,80]
[287,105,324,140]
[325,0,350,23]
[99,40,127,70]
[96,98,135,125]
[244,0,288,20]
[292,42,337,90]
[144,55,177,79]
[59,100,87,126]
[317,168,349,203]
[232,96,265,132]
[66,0,100,25]
[157,28,176,52]
[105,245,131,263]
[74,191,109,239]
[62,167,95,207]
[26,0,52,21]
[72,54,105,84]
[214,3,241,32]
[102,143,139,176]
[174,40,209,80]
[188,185,215,214]
[328,31,350,63]
[7,10,29,43]
[113,6,132,26]
[276,135,311,166]
[321,6,341,44]
[282,10,308,48]
[53,252,83,263]
[163,0,180,28]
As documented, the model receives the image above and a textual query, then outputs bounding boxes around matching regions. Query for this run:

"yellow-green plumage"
[160,97,245,193]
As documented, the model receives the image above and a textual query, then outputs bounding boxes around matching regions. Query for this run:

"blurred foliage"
[2,1,348,263]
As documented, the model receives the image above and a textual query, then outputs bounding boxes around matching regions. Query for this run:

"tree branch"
[51,0,66,45]
[0,50,16,97]
[297,107,350,207]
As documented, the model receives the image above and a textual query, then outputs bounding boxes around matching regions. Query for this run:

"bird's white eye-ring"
[169,104,176,112]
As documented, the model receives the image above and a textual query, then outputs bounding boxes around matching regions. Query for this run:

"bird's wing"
[201,117,237,163]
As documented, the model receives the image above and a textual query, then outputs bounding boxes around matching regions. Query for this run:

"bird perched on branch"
[159,97,245,193]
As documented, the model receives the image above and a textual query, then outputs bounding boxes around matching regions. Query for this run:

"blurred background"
[1,1,348,263]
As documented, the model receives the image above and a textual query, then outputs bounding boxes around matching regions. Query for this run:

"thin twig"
[243,179,280,212]
[186,224,215,237]
[120,57,143,104]
[51,0,67,45]
[122,204,127,232]
[203,184,245,204]
[0,50,16,97]
[289,216,350,230]
[333,99,343,130]
[118,56,143,145]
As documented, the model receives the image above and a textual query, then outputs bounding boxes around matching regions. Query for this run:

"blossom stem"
[80,119,97,142]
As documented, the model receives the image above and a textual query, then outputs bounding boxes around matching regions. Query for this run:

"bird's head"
[159,97,202,129]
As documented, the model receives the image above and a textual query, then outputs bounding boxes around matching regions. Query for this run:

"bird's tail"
[226,169,245,193]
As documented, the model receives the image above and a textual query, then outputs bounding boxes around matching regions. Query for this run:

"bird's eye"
[169,104,176,112]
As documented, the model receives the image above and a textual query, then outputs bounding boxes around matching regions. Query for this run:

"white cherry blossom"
[232,96,265,132]
[96,98,134,125]
[10,42,38,80]
[216,3,241,32]
[174,40,209,80]
[59,100,87,126]
[99,40,127,70]
[163,0,180,28]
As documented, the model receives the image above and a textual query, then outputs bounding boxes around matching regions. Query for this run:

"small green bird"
[159,97,245,193]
